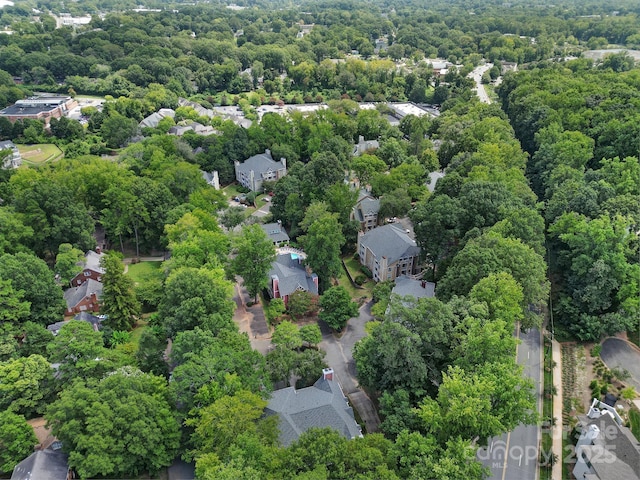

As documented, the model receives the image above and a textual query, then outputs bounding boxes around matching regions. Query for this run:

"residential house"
[0,94,77,126]
[267,253,318,306]
[200,170,220,189]
[0,140,21,168]
[391,275,435,300]
[261,222,290,246]
[234,149,287,192]
[63,278,102,315]
[353,135,379,157]
[47,312,103,335]
[357,224,421,282]
[139,108,175,129]
[572,398,640,480]
[351,190,380,232]
[70,250,104,287]
[264,368,362,446]
[11,446,70,480]
[168,122,218,136]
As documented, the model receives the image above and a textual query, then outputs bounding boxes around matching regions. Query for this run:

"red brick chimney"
[322,368,334,381]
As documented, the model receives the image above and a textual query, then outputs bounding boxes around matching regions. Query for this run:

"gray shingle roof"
[353,195,380,222]
[236,151,285,177]
[63,279,103,309]
[48,313,103,334]
[577,412,640,480]
[82,250,105,273]
[261,223,290,244]
[391,275,435,299]
[11,449,69,480]
[359,224,420,263]
[268,254,317,298]
[265,376,362,446]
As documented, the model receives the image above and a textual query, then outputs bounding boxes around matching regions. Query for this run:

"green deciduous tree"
[0,354,54,418]
[0,278,30,325]
[354,321,430,399]
[46,367,180,479]
[417,363,537,445]
[54,243,84,286]
[232,224,276,302]
[272,320,303,351]
[436,232,548,328]
[188,390,268,460]
[159,267,235,338]
[0,411,38,474]
[0,253,66,326]
[302,215,345,292]
[318,286,358,331]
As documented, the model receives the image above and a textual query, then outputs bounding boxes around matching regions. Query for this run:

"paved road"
[319,301,381,432]
[601,337,640,390]
[478,327,542,480]
[468,63,493,104]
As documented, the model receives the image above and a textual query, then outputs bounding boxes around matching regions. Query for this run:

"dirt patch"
[27,417,57,448]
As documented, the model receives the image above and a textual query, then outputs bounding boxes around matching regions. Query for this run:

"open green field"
[18,144,63,165]
[126,261,163,285]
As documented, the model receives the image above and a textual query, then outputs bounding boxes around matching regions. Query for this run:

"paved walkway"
[551,339,563,480]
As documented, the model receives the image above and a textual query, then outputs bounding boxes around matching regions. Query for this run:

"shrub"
[360,265,373,278]
[590,344,602,357]
[354,274,367,286]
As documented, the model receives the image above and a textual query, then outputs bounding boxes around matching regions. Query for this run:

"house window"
[84,271,91,276]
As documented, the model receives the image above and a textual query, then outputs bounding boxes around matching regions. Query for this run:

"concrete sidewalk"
[551,339,563,480]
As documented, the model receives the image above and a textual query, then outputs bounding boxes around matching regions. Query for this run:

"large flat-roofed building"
[0,95,77,125]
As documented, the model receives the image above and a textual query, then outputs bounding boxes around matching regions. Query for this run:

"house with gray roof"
[261,222,290,246]
[573,399,640,480]
[391,275,435,299]
[264,368,362,446]
[353,135,379,157]
[267,253,318,306]
[351,190,380,232]
[70,250,105,287]
[139,108,175,129]
[201,170,220,189]
[234,149,287,192]
[0,140,21,168]
[11,447,70,480]
[63,278,102,315]
[47,312,104,335]
[357,224,421,282]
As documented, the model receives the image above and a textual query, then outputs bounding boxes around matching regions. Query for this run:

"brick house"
[267,253,318,306]
[70,250,105,287]
[63,279,103,315]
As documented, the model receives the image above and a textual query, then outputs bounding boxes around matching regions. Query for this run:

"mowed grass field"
[18,144,64,165]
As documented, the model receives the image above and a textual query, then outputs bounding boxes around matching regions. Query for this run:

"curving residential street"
[468,63,493,104]
[600,337,640,390]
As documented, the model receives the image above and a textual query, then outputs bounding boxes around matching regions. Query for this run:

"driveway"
[319,301,381,432]
[232,277,271,354]
[600,337,640,390]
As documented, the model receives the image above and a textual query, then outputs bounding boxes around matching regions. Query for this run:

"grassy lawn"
[126,261,163,285]
[18,144,63,165]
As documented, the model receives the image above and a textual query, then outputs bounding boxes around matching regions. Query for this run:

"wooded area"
[0,0,638,478]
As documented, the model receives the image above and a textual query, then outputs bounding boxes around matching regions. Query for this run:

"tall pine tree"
[100,253,140,331]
